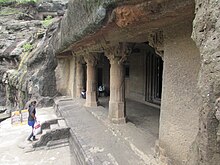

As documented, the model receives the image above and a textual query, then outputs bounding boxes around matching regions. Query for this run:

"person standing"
[27,100,37,141]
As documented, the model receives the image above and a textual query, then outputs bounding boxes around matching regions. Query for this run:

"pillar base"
[85,101,97,107]
[76,86,84,98]
[108,101,126,124]
[85,91,97,107]
[109,117,126,124]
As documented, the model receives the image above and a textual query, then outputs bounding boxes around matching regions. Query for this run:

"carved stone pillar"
[84,54,98,107]
[106,43,131,124]
[109,56,126,124]
[76,56,84,98]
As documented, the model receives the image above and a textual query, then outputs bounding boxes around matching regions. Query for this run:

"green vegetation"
[42,16,53,28]
[16,0,38,4]
[0,0,12,3]
[0,0,38,4]
[22,43,33,52]
[0,7,20,15]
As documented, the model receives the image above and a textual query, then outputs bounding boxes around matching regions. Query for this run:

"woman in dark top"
[27,100,37,141]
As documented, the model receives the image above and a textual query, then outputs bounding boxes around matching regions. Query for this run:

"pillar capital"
[76,56,85,65]
[84,53,98,66]
[105,43,131,64]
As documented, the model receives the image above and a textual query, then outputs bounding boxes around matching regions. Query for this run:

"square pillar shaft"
[76,59,84,98]
[109,57,126,124]
[84,55,98,107]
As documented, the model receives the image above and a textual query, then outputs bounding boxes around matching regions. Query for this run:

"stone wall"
[55,58,70,96]
[68,56,76,98]
[159,20,201,164]
[56,56,77,98]
[188,0,220,164]
[128,50,145,101]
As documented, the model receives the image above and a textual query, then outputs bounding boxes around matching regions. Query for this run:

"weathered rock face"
[0,0,67,109]
[22,22,59,105]
[187,0,220,164]
[51,0,123,54]
[37,0,68,12]
[0,6,42,107]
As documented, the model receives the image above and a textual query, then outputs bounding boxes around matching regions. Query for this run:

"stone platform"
[55,97,158,165]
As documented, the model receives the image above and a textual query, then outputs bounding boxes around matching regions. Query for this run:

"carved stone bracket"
[105,43,132,64]
[148,30,164,59]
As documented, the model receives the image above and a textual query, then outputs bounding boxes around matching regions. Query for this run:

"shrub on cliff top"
[16,0,38,4]
[42,15,53,28]
[22,43,33,52]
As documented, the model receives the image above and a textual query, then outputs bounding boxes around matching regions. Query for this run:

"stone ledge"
[55,97,158,165]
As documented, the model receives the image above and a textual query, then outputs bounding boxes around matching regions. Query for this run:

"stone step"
[46,138,69,147]
[50,123,59,130]
[58,119,66,127]
[33,127,70,148]
[41,119,58,130]
[32,118,70,148]
[42,128,50,135]
[35,128,49,140]
[0,113,10,122]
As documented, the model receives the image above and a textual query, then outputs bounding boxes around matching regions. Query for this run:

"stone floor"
[56,96,160,165]
[0,107,74,165]
[99,97,160,137]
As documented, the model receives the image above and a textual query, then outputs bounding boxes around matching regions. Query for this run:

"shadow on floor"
[98,97,160,137]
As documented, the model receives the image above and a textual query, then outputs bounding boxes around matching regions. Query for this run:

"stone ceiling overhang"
[56,0,195,57]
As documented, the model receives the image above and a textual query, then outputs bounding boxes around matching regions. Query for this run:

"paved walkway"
[56,97,158,165]
[0,107,73,165]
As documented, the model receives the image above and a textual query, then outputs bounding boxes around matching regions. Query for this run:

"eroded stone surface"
[0,0,67,109]
[188,0,220,164]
